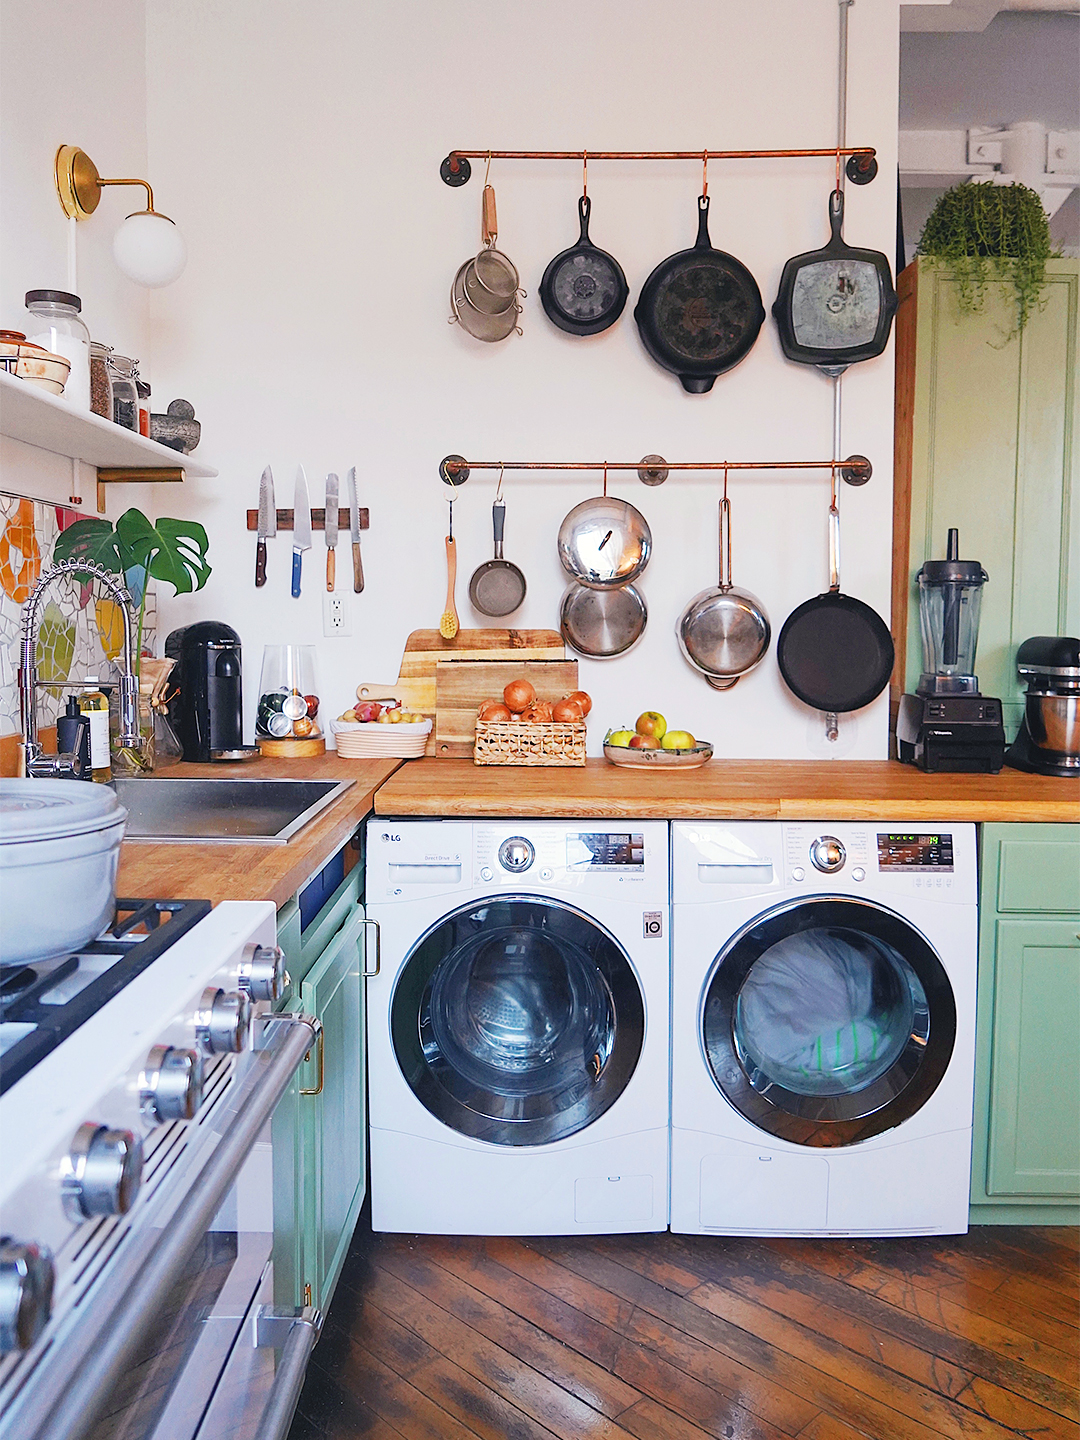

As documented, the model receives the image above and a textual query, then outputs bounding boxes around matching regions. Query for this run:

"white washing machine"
[671,821,978,1237]
[365,819,669,1235]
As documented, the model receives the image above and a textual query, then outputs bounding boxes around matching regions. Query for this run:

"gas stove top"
[0,898,211,1095]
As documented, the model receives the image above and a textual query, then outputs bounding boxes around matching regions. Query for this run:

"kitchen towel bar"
[439,455,872,487]
[440,147,878,186]
[245,508,369,532]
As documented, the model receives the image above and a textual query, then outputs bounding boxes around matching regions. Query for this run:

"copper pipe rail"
[439,454,873,487]
[440,147,878,185]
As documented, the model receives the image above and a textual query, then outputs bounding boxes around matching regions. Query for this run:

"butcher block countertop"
[375,757,1079,822]
[116,755,402,908]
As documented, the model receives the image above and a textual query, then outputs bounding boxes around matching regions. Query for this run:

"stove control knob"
[499,836,535,872]
[61,1123,143,1223]
[195,987,252,1055]
[237,944,289,1003]
[139,1045,204,1123]
[0,1240,54,1353]
[810,836,846,873]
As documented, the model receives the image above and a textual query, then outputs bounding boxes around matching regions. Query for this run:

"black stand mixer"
[896,529,1006,773]
[1005,636,1080,777]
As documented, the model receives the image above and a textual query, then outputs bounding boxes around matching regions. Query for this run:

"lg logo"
[643,912,663,939]
[381,833,401,842]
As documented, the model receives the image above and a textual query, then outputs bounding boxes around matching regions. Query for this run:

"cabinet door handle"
[361,917,381,977]
[300,1028,324,1096]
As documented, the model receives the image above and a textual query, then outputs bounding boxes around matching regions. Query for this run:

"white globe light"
[112,211,187,287]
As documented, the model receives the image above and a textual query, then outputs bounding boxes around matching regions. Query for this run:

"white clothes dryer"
[671,821,978,1237]
[365,820,669,1235]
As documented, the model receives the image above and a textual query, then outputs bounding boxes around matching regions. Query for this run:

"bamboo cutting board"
[434,659,580,756]
[354,629,565,756]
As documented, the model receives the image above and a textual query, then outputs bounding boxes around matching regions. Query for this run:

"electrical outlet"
[323,593,351,636]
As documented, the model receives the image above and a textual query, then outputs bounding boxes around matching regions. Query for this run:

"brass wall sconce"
[55,144,187,288]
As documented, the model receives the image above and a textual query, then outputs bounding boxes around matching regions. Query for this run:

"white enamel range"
[365,819,670,1235]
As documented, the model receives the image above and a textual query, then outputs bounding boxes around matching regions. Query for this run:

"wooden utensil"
[440,503,459,638]
[435,658,579,756]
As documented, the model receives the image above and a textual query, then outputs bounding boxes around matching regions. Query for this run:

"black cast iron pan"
[776,504,894,717]
[634,194,765,393]
[772,188,897,370]
[540,195,628,336]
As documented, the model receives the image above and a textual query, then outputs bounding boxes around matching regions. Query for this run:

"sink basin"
[114,777,355,844]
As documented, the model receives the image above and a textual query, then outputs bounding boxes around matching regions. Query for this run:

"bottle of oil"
[78,687,112,783]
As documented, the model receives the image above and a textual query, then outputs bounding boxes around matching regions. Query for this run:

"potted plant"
[916,180,1057,338]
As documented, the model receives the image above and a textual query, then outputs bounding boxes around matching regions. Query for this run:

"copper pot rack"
[440,147,878,187]
[439,454,872,487]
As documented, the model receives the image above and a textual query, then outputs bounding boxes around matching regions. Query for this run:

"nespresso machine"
[897,528,1006,772]
[165,622,244,762]
[1005,636,1080,776]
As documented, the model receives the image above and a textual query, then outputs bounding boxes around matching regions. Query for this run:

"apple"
[606,729,634,747]
[628,733,661,749]
[635,711,667,740]
[661,730,696,750]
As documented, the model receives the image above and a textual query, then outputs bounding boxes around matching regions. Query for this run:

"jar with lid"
[24,290,91,409]
[90,342,113,418]
[108,353,139,432]
[134,369,151,437]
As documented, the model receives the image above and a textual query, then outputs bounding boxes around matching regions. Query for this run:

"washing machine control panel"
[498,837,535,872]
[809,835,846,873]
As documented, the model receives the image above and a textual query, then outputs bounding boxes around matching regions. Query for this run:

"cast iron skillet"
[634,194,765,393]
[772,188,897,370]
[540,195,629,336]
[776,505,894,714]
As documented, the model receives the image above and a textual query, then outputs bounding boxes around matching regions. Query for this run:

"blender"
[896,528,1006,772]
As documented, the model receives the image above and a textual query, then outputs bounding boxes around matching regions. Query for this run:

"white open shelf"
[0,371,218,478]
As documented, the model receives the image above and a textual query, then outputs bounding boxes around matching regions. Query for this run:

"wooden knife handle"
[352,540,364,593]
[255,538,267,588]
[326,547,336,592]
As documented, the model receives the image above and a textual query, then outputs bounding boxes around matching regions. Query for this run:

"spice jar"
[108,353,139,432]
[135,374,151,437]
[24,290,91,409]
[90,342,113,419]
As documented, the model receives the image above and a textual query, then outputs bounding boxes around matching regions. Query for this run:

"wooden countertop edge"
[374,796,1078,821]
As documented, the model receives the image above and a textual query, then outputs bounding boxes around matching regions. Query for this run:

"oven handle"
[9,1012,321,1440]
[253,1306,323,1440]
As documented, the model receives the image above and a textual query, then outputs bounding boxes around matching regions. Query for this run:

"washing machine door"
[701,897,956,1146]
[391,895,645,1146]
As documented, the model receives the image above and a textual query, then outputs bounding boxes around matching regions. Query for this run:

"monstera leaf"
[51,517,122,574]
[115,510,211,595]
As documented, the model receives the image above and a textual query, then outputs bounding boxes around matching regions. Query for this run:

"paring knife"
[291,465,312,598]
[255,466,276,587]
[324,473,339,592]
[346,465,364,593]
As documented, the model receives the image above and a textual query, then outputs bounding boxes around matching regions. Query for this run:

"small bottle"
[56,695,92,780]
[78,688,112,783]
[24,290,91,410]
[135,375,151,437]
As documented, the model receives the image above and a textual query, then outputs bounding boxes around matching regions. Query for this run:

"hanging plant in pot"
[53,507,211,771]
[916,180,1058,339]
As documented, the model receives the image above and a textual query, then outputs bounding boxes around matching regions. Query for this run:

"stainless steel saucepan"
[677,495,770,688]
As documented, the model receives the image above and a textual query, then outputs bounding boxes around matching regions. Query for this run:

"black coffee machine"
[165,622,244,762]
[1005,636,1080,777]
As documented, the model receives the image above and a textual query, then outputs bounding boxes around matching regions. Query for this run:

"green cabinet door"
[298,899,367,1312]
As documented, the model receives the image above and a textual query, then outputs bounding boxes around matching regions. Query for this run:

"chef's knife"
[291,465,312,598]
[255,465,276,587]
[346,466,364,593]
[324,472,339,592]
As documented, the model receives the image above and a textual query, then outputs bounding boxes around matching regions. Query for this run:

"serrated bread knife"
[291,465,311,598]
[346,466,364,593]
[255,466,276,587]
[324,472,339,592]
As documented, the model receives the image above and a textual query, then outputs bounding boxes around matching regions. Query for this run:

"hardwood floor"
[288,1214,1079,1440]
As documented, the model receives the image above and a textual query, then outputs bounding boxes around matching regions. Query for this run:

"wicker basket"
[474,720,586,766]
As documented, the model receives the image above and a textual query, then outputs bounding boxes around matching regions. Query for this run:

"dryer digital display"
[877,833,954,871]
[567,833,645,870]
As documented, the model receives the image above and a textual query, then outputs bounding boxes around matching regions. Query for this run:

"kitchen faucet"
[18,558,141,778]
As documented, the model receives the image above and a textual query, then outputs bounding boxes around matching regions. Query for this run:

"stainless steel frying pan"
[468,499,527,617]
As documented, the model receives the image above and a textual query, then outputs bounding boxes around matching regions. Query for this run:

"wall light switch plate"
[323,593,351,636]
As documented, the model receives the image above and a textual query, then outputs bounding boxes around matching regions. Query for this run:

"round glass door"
[702,898,956,1146]
[391,896,645,1146]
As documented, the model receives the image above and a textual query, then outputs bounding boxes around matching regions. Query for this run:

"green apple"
[635,711,667,740]
[606,729,634,747]
[661,729,696,750]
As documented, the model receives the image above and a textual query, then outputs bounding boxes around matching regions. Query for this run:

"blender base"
[896,692,1006,773]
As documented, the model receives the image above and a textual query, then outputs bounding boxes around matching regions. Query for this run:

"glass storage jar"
[256,645,322,741]
[24,290,91,410]
[89,342,113,419]
[108,354,140,432]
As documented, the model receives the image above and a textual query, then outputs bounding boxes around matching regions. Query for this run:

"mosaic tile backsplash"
[0,493,156,737]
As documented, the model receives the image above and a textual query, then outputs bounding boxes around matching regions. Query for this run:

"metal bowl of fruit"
[603,714,713,768]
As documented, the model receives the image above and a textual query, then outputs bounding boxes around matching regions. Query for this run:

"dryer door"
[701,897,956,1146]
[391,896,645,1146]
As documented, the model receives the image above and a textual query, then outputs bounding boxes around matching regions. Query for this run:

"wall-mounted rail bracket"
[96,466,185,513]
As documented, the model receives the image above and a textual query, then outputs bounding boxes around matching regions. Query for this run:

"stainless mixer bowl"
[1024,690,1080,757]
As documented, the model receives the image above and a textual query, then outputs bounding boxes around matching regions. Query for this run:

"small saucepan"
[468,498,527,617]
[677,495,771,689]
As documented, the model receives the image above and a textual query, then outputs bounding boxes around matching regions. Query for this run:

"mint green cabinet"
[971,824,1080,1224]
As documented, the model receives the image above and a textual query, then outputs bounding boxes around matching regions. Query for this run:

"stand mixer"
[896,528,1006,772]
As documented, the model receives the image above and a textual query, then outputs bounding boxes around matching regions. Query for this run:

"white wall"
[140,0,900,758]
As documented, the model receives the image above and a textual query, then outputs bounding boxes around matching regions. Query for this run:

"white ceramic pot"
[0,779,127,965]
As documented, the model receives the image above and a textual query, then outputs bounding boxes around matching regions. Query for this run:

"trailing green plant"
[53,507,211,672]
[916,180,1057,337]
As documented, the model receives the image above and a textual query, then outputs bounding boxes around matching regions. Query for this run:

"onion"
[478,700,512,722]
[552,697,584,723]
[523,700,553,723]
[566,689,592,717]
[503,678,536,713]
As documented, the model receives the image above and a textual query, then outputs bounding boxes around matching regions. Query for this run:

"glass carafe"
[916,528,988,694]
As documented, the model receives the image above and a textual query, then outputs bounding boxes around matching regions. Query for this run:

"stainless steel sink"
[114,777,355,844]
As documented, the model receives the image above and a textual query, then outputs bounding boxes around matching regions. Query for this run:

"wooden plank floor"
[288,1213,1079,1440]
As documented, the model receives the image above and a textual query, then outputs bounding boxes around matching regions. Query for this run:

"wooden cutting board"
[354,629,564,756]
[434,659,580,757]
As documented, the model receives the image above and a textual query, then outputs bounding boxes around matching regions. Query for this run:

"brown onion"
[552,697,584,723]
[522,700,553,723]
[566,689,592,717]
[503,678,536,713]
[478,701,512,722]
